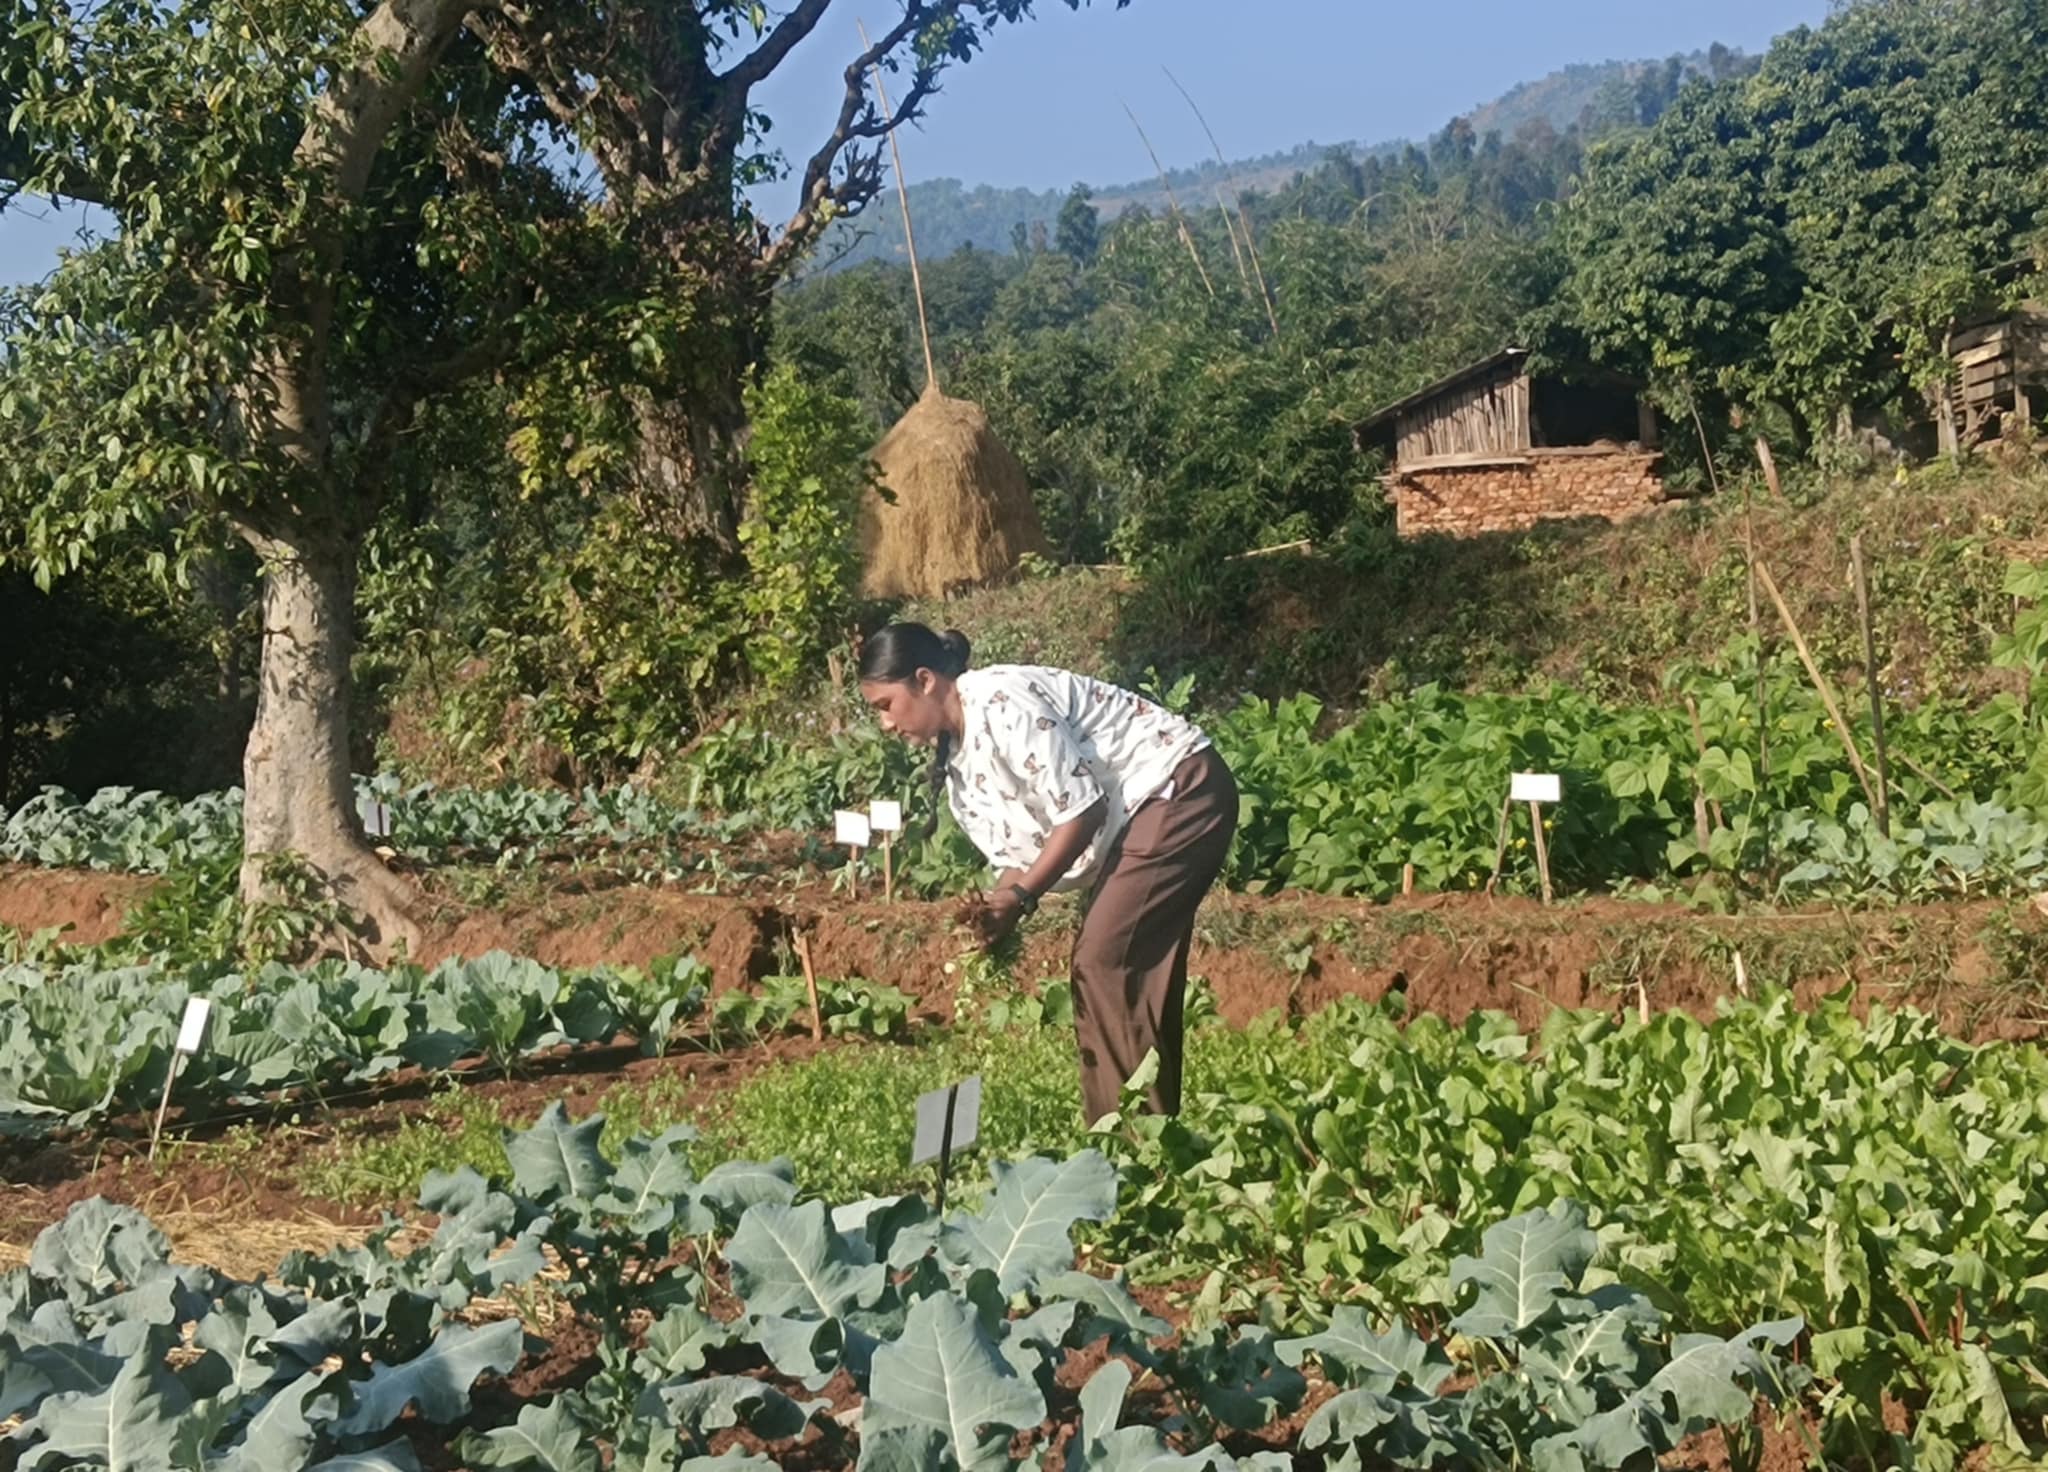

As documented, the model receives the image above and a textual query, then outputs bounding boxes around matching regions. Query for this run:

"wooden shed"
[1934,304,2048,454]
[1355,349,1668,538]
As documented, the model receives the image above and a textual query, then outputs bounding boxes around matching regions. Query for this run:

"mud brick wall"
[1387,451,1666,537]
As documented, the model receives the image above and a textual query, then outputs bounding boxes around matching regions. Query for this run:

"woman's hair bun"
[937,629,972,675]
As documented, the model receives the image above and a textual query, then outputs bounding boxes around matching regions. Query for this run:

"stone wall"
[1385,450,1667,538]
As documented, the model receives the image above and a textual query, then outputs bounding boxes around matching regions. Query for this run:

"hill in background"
[809,49,1739,272]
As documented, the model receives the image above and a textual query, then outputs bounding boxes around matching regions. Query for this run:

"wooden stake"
[1754,559,1884,819]
[858,20,937,393]
[1401,862,1416,897]
[1485,791,1514,895]
[1755,436,1784,500]
[1527,802,1555,905]
[848,845,862,901]
[793,930,824,1043]
[1684,695,1725,833]
[882,830,895,903]
[1850,533,1892,837]
[1741,477,1771,862]
[148,1053,185,1164]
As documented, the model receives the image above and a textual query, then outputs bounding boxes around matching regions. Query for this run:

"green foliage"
[1096,991,2048,1469]
[1550,0,2048,435]
[381,367,875,770]
[735,365,874,694]
[1278,1201,1806,1471]
[3,1118,1796,1472]
[2,1199,521,1472]
[1053,184,1100,265]
[18,611,2048,908]
[0,951,709,1135]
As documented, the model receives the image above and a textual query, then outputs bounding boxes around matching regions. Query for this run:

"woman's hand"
[977,884,1029,944]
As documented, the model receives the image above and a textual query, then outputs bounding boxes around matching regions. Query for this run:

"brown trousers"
[1071,747,1238,1124]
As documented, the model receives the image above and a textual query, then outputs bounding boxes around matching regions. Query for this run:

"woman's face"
[861,671,949,746]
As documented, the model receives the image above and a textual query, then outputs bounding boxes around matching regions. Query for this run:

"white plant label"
[835,810,872,848]
[174,997,212,1056]
[869,800,904,834]
[1511,772,1562,804]
[358,795,392,839]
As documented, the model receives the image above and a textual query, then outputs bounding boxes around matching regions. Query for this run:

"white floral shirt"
[946,665,1209,891]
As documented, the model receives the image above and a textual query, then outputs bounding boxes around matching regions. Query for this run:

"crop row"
[1089,990,2048,1470]
[0,778,712,874]
[290,975,2048,1469]
[8,639,2046,902]
[3,1116,1800,1472]
[0,951,718,1134]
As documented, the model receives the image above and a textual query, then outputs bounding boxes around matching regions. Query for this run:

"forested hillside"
[4,0,2046,801]
[814,48,1752,270]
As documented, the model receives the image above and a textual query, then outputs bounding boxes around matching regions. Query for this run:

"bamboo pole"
[1850,533,1892,836]
[1528,802,1554,904]
[1215,189,1252,289]
[1684,695,1725,833]
[858,20,937,393]
[1894,749,1960,801]
[1754,559,1884,818]
[1121,101,1216,299]
[1164,66,1280,335]
[1485,791,1514,895]
[1695,391,1777,827]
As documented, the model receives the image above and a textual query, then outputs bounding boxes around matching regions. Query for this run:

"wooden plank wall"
[1394,367,1531,464]
[1955,306,2048,408]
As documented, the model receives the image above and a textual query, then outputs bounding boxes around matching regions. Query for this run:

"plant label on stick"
[174,997,212,1056]
[1491,774,1561,904]
[1510,772,1561,804]
[153,996,213,1163]
[870,801,903,901]
[357,793,392,840]
[911,1075,982,1213]
[834,810,870,899]
[834,810,872,848]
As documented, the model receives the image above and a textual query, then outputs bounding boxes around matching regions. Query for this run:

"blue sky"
[1,0,1828,286]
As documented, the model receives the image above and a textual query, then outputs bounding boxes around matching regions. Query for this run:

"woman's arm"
[982,797,1106,940]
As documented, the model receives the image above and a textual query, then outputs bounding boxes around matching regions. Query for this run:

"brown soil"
[0,864,156,946]
[421,883,2046,1044]
[7,865,2046,1046]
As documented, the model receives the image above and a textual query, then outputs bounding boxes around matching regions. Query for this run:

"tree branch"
[718,0,836,95]
[296,0,478,198]
[761,2,951,273]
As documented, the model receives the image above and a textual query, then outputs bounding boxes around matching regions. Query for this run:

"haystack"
[849,23,1052,601]
[859,385,1050,600]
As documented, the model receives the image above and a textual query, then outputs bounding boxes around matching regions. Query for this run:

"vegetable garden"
[9,0,2048,1465]
[8,594,2048,1471]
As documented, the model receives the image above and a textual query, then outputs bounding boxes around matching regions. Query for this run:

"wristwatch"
[1005,883,1040,915]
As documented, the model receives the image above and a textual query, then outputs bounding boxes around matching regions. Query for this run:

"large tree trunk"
[238,517,420,957]
[631,386,749,551]
[624,221,772,552]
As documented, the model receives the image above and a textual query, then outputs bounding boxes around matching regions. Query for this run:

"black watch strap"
[1007,883,1040,914]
